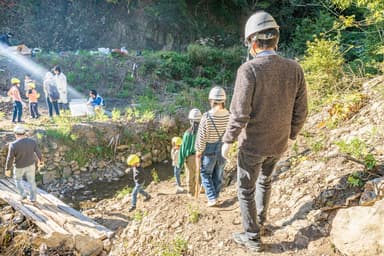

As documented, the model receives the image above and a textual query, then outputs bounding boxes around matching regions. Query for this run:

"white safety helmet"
[208,86,226,103]
[188,108,202,121]
[244,11,279,45]
[13,125,26,135]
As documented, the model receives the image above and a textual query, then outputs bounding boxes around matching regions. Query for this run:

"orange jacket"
[26,89,38,103]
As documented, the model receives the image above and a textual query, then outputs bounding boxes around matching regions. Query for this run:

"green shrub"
[302,37,345,97]
[112,108,121,121]
[188,205,200,224]
[160,236,188,256]
[151,168,160,183]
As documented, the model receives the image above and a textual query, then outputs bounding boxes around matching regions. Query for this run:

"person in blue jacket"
[87,89,104,112]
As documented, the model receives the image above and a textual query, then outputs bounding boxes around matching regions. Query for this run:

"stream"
[62,162,173,209]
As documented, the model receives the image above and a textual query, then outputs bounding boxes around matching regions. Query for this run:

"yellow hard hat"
[127,154,140,166]
[27,82,35,89]
[172,137,182,146]
[11,77,20,84]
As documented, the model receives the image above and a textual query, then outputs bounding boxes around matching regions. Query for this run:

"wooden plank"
[0,181,68,235]
[37,188,114,238]
[32,193,101,238]
[1,178,113,239]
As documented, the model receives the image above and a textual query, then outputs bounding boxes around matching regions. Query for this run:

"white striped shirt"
[195,108,230,153]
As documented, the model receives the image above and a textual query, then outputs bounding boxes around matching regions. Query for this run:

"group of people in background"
[7,65,105,122]
[7,65,68,122]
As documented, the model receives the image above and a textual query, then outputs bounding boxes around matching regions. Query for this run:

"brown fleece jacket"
[223,54,308,155]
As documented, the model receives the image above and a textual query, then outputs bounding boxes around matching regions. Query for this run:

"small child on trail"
[25,82,40,119]
[127,154,151,212]
[171,137,183,193]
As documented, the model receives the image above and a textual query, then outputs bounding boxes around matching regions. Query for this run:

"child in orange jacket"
[26,82,40,119]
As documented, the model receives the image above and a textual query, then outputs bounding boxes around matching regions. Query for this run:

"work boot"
[232,232,262,252]
[144,195,151,202]
[128,206,136,212]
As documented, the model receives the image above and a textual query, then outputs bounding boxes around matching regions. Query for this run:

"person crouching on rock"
[127,154,151,212]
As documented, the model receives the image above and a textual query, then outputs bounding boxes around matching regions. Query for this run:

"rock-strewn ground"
[97,77,384,256]
[1,77,383,255]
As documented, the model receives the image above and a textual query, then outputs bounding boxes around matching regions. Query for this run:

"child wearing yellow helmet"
[26,82,40,119]
[126,154,151,212]
[7,77,24,123]
[171,137,183,193]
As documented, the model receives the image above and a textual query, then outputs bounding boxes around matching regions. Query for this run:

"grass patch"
[159,236,188,256]
[116,186,133,199]
[188,205,200,224]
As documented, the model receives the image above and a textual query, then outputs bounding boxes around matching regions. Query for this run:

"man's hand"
[38,161,45,168]
[221,143,232,160]
[5,170,12,177]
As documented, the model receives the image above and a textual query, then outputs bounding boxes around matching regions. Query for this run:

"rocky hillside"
[87,76,383,255]
[0,0,242,51]
[0,77,383,255]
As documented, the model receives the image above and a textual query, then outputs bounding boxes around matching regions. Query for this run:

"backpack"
[48,83,60,101]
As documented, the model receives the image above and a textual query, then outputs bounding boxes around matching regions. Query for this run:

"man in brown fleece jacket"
[221,11,308,252]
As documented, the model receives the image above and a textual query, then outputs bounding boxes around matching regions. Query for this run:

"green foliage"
[364,153,377,171]
[291,11,336,54]
[133,210,145,222]
[335,137,377,170]
[347,171,364,187]
[116,186,133,199]
[335,138,367,159]
[111,108,121,121]
[188,205,200,224]
[160,236,188,256]
[137,110,155,123]
[151,168,160,184]
[45,128,70,141]
[302,37,345,97]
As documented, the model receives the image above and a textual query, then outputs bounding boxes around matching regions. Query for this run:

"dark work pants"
[29,102,39,118]
[46,97,60,117]
[237,149,280,240]
[12,101,22,122]
[58,102,69,110]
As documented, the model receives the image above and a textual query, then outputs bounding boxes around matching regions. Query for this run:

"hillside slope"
[83,77,384,255]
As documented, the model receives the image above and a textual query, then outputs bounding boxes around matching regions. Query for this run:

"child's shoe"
[176,186,184,194]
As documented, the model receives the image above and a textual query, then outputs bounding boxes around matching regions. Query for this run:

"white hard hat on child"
[209,86,226,103]
[188,108,202,121]
[244,11,279,45]
[14,125,26,134]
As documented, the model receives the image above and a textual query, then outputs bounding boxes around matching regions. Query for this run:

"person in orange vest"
[7,78,25,123]
[25,82,40,119]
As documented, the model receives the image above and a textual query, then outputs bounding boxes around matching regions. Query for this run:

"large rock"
[33,232,74,250]
[331,200,384,256]
[75,235,103,256]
